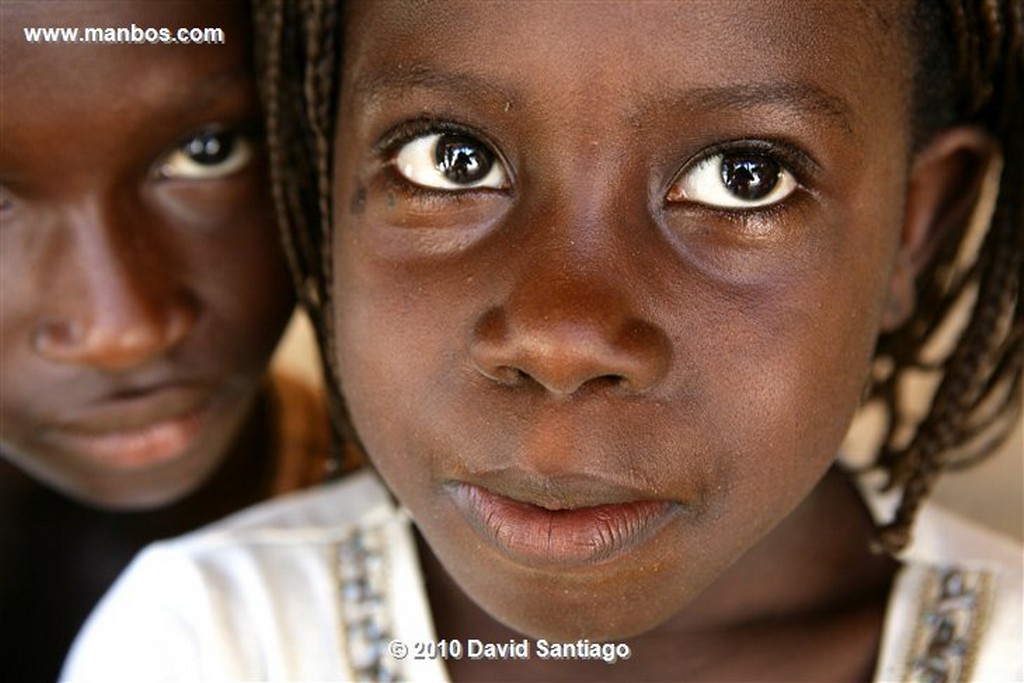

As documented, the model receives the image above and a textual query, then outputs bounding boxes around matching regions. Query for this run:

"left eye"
[668,151,797,209]
[158,130,253,180]
[393,132,508,191]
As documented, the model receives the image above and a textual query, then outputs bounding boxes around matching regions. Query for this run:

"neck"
[419,466,897,682]
[162,385,278,527]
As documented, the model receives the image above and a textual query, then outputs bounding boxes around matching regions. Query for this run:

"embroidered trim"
[903,567,992,683]
[338,529,399,682]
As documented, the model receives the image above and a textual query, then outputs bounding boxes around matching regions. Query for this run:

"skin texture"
[0,2,294,509]
[331,1,996,679]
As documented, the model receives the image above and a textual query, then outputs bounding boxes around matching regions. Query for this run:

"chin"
[484,586,687,642]
[57,452,216,511]
[442,542,702,643]
[67,472,199,511]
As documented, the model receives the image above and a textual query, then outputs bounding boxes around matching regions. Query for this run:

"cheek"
[156,183,295,370]
[333,242,439,442]
[0,238,63,452]
[0,375,85,499]
[696,207,904,504]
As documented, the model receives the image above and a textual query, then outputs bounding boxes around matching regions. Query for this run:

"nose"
[470,256,671,397]
[32,202,197,371]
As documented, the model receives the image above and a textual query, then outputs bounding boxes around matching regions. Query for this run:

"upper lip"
[450,466,668,510]
[53,382,214,435]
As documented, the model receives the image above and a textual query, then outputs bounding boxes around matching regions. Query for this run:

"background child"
[63,0,1021,681]
[0,2,333,679]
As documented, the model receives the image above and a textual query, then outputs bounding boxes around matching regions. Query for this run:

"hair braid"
[872,0,1022,552]
[254,0,353,472]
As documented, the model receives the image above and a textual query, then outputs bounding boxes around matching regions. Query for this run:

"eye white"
[670,153,797,209]
[394,133,508,190]
[158,132,253,180]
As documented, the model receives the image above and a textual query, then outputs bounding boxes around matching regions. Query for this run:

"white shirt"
[62,470,1023,682]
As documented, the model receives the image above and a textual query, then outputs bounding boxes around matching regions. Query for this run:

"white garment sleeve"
[60,545,209,682]
[59,475,447,681]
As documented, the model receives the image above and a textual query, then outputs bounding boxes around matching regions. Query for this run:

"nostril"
[32,319,83,355]
[580,374,631,395]
[481,365,528,387]
[470,304,672,396]
[608,374,632,391]
[31,295,197,368]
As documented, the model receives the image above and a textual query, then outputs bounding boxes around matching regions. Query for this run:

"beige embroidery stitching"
[338,529,397,682]
[904,567,992,683]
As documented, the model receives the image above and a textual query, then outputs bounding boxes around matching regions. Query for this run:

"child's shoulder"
[875,503,1022,683]
[906,502,1022,571]
[176,468,394,547]
[856,469,1021,570]
[61,469,414,682]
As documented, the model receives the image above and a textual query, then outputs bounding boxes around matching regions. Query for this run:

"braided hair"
[252,0,350,466]
[869,0,1022,551]
[252,0,1023,554]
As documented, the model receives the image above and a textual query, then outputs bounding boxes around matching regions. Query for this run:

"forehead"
[1,2,251,163]
[1,1,250,108]
[342,0,913,139]
[344,0,909,62]
[1,0,246,31]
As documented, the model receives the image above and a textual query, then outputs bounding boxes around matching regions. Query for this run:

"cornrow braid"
[871,0,1022,552]
[253,0,1023,551]
[253,0,353,472]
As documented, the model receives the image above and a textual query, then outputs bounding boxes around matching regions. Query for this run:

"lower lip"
[451,483,679,568]
[59,406,210,471]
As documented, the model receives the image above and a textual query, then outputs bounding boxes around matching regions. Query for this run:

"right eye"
[393,132,508,191]
[158,130,253,180]
[667,150,798,210]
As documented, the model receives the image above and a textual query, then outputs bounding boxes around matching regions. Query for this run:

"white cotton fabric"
[872,504,1023,682]
[62,469,1022,682]
[61,471,446,682]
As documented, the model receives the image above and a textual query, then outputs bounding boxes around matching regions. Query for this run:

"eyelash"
[375,119,816,211]
[376,117,473,154]
[154,121,262,182]
[377,117,512,189]
[376,119,487,203]
[667,138,817,214]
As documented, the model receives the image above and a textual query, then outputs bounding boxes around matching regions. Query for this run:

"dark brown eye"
[393,132,508,190]
[159,130,253,180]
[434,134,495,185]
[667,149,797,209]
[183,131,235,166]
[720,154,781,201]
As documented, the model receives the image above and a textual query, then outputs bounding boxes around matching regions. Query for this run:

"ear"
[881,127,999,331]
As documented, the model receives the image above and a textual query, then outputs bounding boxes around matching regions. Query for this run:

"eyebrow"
[146,66,254,121]
[656,82,858,137]
[352,64,518,109]
[353,65,856,137]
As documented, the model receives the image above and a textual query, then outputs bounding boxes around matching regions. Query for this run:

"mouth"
[448,481,681,568]
[52,385,218,470]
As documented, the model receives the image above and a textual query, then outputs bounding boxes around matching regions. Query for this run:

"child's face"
[0,2,293,508]
[333,1,916,638]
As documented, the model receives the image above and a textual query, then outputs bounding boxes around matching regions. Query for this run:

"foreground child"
[1,2,331,679]
[64,0,1022,680]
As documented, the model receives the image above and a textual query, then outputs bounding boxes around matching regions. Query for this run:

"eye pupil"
[720,154,780,200]
[184,131,233,166]
[434,134,493,184]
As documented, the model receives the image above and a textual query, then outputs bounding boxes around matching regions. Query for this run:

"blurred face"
[333,1,915,639]
[0,2,293,508]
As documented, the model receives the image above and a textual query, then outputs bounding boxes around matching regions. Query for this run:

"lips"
[449,481,680,568]
[49,384,217,470]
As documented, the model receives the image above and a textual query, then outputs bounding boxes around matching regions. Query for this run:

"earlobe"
[881,127,999,331]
